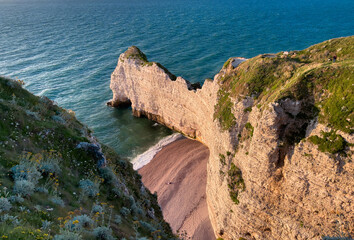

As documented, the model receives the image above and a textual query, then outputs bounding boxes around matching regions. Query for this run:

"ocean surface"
[1,0,353,158]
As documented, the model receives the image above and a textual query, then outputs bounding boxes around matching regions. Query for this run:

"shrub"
[11,161,41,184]
[36,186,49,194]
[42,220,52,230]
[0,197,12,212]
[245,122,254,137]
[143,199,151,208]
[54,230,82,240]
[52,115,66,124]
[92,204,104,214]
[309,130,346,154]
[118,160,127,169]
[13,180,35,196]
[64,217,92,232]
[219,154,226,166]
[99,167,117,184]
[112,187,122,198]
[131,203,143,216]
[50,196,65,207]
[243,107,252,113]
[120,207,130,217]
[227,163,245,205]
[8,195,24,203]
[114,215,122,224]
[139,221,156,232]
[73,214,94,229]
[0,214,21,226]
[64,219,80,231]
[93,226,116,240]
[79,179,99,198]
[39,158,61,175]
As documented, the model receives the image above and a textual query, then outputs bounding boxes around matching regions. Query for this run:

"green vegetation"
[214,89,235,130]
[0,77,175,239]
[214,36,354,134]
[124,46,148,62]
[227,163,245,205]
[243,107,252,113]
[219,154,226,166]
[244,122,254,137]
[238,122,254,144]
[223,58,231,68]
[309,130,346,154]
[123,46,177,80]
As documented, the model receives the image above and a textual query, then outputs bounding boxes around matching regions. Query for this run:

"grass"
[219,154,226,166]
[0,76,175,239]
[223,58,231,68]
[243,107,252,113]
[214,36,354,134]
[214,89,235,130]
[124,46,148,62]
[244,122,254,137]
[309,130,346,154]
[227,163,245,205]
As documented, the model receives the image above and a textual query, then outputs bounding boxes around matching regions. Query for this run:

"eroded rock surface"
[109,43,353,239]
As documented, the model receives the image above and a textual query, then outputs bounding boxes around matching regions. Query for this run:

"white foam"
[37,88,50,96]
[131,133,183,170]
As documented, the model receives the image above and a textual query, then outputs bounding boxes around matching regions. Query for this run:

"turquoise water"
[1,0,353,158]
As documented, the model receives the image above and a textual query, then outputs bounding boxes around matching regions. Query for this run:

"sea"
[1,0,353,159]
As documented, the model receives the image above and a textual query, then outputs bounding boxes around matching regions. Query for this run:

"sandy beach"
[139,138,214,240]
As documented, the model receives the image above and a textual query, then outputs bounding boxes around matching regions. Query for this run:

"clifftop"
[215,36,354,134]
[109,36,353,239]
[0,76,175,239]
[124,46,149,63]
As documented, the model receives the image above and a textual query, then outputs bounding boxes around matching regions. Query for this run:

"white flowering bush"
[92,204,104,214]
[53,230,82,240]
[42,220,52,230]
[50,196,65,207]
[73,214,94,229]
[99,167,117,184]
[0,214,21,226]
[120,207,130,217]
[114,215,122,224]
[36,186,49,194]
[39,158,61,175]
[93,226,116,240]
[13,180,35,196]
[11,161,41,184]
[8,195,24,203]
[79,179,99,198]
[0,197,12,212]
[139,220,156,232]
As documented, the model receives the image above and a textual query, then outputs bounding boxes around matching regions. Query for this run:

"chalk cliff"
[109,37,354,239]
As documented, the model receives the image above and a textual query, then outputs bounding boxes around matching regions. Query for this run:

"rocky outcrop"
[109,40,353,239]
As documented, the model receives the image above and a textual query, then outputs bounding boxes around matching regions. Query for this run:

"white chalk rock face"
[109,46,353,240]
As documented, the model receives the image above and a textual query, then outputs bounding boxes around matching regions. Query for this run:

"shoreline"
[131,133,184,170]
[138,138,215,240]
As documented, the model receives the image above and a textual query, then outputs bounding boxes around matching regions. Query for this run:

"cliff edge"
[109,37,354,239]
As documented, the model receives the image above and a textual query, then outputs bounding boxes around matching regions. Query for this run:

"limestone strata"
[109,46,353,239]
